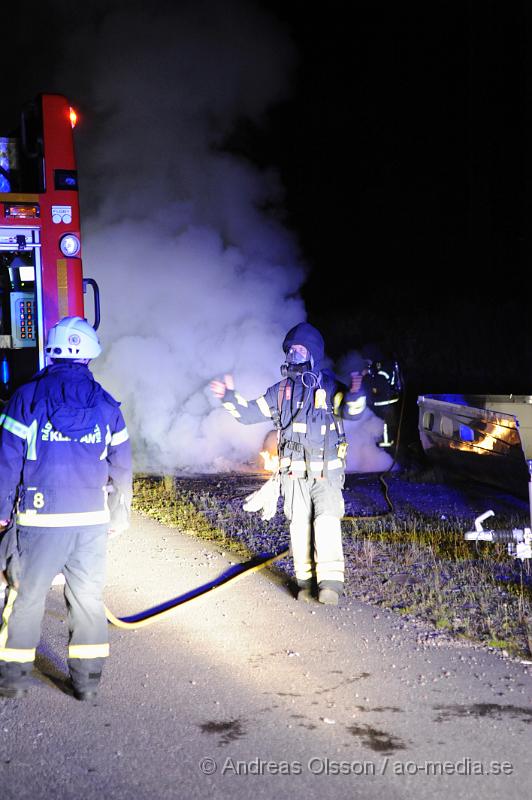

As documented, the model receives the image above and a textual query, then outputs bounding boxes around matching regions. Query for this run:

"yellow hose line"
[104,547,290,630]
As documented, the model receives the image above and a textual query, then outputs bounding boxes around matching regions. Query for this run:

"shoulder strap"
[278,378,287,415]
[271,379,288,431]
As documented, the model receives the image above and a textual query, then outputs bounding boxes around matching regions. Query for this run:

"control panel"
[9,292,36,348]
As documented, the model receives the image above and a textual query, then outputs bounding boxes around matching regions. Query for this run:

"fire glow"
[260,449,279,472]
[260,430,279,472]
[450,423,514,455]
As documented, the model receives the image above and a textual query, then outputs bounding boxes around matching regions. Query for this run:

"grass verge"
[132,474,532,659]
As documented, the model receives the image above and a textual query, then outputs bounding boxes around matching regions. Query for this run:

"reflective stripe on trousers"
[0,525,109,674]
[282,475,345,585]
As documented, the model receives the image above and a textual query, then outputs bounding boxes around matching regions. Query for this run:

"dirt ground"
[133,469,532,659]
[1,511,531,800]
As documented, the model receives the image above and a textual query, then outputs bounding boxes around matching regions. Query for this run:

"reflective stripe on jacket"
[222,370,366,476]
[0,363,132,526]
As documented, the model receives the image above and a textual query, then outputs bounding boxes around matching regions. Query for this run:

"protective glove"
[106,483,131,536]
[242,474,281,521]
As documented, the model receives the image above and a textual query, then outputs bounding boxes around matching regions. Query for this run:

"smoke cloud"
[55,0,391,473]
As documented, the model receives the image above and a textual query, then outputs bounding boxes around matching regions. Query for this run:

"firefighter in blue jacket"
[0,316,132,700]
[210,322,366,606]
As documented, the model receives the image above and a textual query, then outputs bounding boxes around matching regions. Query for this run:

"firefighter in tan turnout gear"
[0,317,132,701]
[210,322,366,605]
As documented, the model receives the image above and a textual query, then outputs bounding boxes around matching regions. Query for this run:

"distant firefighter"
[210,322,367,606]
[359,346,402,451]
[0,317,132,701]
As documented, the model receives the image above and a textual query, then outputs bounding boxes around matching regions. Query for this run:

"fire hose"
[104,547,290,630]
[104,467,394,631]
[103,479,391,630]
[104,468,397,630]
[105,376,408,629]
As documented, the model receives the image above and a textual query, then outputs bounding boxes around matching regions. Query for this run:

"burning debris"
[260,429,279,473]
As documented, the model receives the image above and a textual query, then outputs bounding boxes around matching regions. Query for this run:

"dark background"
[2,1,531,402]
[236,1,530,400]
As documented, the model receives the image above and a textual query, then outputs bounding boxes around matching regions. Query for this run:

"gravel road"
[1,511,531,800]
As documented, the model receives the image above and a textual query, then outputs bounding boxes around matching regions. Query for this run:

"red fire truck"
[0,93,99,401]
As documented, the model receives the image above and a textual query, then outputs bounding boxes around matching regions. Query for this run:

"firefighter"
[360,346,402,451]
[0,316,132,700]
[210,322,366,606]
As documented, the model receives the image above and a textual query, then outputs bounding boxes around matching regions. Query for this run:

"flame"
[477,432,499,451]
[69,107,78,128]
[260,450,279,472]
[450,423,511,455]
[259,429,279,472]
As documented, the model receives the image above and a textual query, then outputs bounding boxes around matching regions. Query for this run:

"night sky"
[3,1,530,400]
[229,2,530,397]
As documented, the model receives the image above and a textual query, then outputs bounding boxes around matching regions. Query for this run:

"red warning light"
[69,107,78,128]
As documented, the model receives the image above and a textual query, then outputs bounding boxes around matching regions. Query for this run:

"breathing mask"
[281,345,315,380]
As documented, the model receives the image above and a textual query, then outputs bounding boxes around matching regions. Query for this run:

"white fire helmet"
[45,316,102,360]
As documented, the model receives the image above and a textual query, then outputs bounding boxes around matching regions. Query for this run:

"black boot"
[73,688,99,702]
[0,662,31,698]
[69,661,102,702]
[296,578,315,603]
[318,580,343,606]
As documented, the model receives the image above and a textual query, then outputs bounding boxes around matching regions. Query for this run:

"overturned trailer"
[418,394,532,498]
[418,395,532,559]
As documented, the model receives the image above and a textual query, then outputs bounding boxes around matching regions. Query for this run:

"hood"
[30,363,119,436]
[282,322,325,369]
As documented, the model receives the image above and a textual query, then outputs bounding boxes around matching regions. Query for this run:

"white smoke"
[55,0,391,473]
[334,350,394,473]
